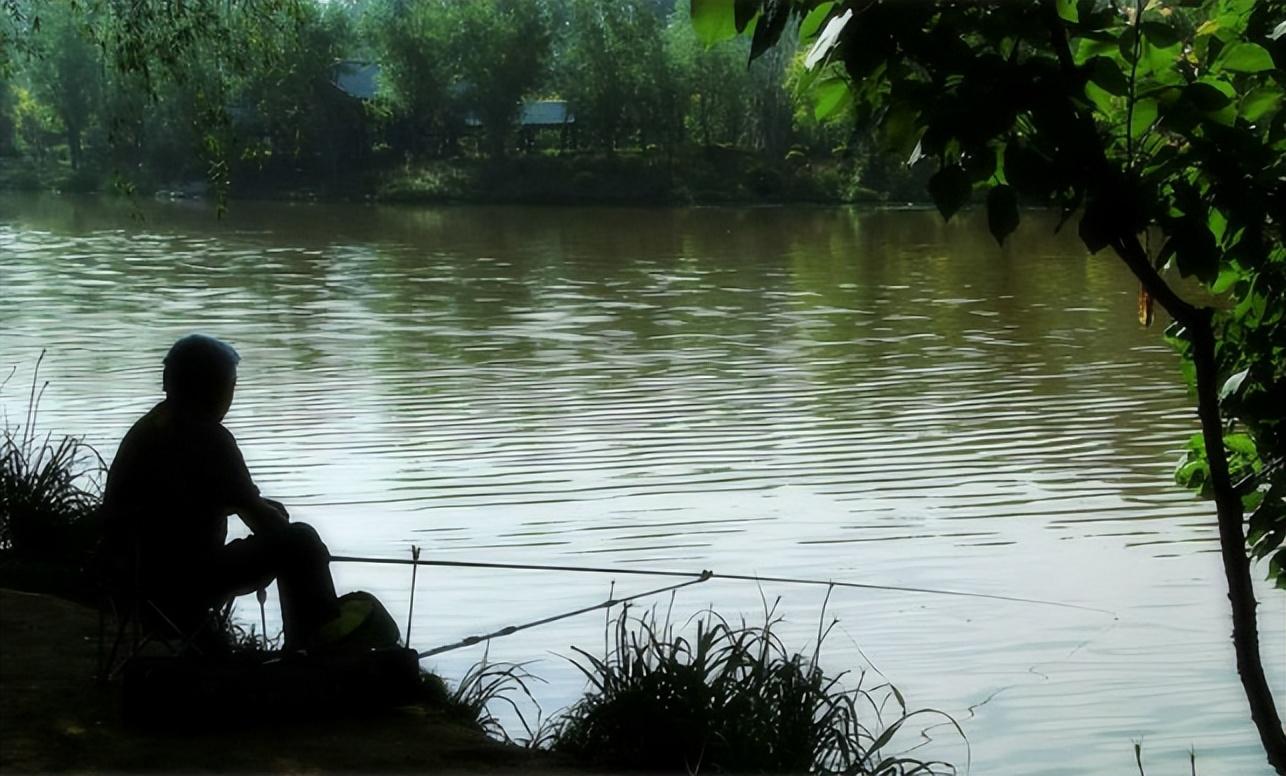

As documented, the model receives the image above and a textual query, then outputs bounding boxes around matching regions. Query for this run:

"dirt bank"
[0,588,580,774]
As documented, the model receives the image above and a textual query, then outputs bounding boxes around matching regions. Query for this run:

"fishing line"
[416,573,711,659]
[330,554,1116,616]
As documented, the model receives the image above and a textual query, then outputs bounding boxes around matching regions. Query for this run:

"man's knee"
[283,522,329,559]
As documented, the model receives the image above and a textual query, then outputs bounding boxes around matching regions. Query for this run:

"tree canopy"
[0,0,892,200]
[697,0,1284,769]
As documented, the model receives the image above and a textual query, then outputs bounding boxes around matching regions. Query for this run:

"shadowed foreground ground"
[0,588,579,774]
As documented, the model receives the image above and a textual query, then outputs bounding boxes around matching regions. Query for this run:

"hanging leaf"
[804,8,853,70]
[734,0,759,33]
[691,0,738,45]
[798,2,835,42]
[986,184,1019,244]
[750,0,789,61]
[928,165,972,221]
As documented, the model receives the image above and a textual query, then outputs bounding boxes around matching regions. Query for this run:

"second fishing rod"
[329,553,1115,616]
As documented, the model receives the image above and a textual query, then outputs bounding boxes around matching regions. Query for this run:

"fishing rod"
[330,553,1115,616]
[416,573,711,659]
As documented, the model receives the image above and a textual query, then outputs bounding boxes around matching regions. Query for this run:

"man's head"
[163,334,241,420]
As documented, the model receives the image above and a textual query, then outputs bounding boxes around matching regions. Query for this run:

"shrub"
[0,355,104,561]
[550,597,960,774]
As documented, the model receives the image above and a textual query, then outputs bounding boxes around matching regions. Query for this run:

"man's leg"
[214,522,340,651]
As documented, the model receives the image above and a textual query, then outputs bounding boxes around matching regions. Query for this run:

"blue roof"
[333,61,380,101]
[465,100,575,127]
[520,100,574,126]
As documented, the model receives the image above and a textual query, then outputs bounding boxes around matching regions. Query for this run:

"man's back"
[101,399,259,590]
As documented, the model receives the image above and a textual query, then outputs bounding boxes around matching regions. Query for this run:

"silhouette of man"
[100,334,339,652]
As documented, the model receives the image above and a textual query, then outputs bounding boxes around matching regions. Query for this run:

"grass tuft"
[436,648,548,745]
[0,353,104,562]
[549,593,961,774]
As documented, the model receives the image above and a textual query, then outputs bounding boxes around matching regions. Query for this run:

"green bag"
[315,591,402,651]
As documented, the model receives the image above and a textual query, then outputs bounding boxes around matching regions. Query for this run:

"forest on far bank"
[0,0,929,204]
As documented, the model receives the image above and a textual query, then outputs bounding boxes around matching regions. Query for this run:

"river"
[1,193,1281,774]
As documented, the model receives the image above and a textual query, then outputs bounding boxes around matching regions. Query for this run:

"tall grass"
[412,651,551,747]
[549,594,962,774]
[0,354,104,561]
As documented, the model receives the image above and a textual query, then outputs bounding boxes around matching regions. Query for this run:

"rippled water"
[1,194,1282,774]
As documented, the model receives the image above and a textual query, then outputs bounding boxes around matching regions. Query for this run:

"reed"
[429,649,547,745]
[549,594,961,774]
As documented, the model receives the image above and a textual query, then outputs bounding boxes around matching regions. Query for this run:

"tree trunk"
[1189,316,1286,774]
[1042,4,1286,755]
[66,124,81,170]
[1110,235,1286,775]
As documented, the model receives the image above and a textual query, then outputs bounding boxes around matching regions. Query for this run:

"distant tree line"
[0,0,919,198]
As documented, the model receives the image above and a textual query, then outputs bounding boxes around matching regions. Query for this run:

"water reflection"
[1,194,1282,774]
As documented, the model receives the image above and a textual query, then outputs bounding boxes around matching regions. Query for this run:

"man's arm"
[205,424,290,539]
[237,496,290,538]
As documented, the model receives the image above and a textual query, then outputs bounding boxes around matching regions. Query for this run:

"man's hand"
[240,496,291,538]
[263,498,290,521]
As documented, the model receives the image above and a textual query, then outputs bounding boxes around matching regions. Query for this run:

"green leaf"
[1140,20,1180,48]
[798,1,835,42]
[691,0,738,45]
[1084,80,1117,114]
[1074,34,1118,64]
[813,77,852,121]
[1140,40,1182,79]
[1130,98,1158,139]
[986,185,1019,244]
[1086,56,1129,96]
[1224,433,1257,457]
[1175,456,1210,493]
[1212,267,1240,294]
[928,165,972,221]
[1240,86,1282,123]
[1207,207,1228,243]
[1184,80,1233,111]
[1213,42,1275,73]
[1195,19,1222,39]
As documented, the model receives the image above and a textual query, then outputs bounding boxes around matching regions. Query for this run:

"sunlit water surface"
[1,194,1282,774]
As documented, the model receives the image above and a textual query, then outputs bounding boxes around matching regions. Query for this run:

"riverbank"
[0,148,929,206]
[0,588,580,774]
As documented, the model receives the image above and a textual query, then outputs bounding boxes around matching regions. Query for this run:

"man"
[100,334,340,652]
